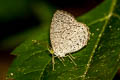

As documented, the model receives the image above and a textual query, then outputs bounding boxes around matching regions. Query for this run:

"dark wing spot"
[74,31,76,32]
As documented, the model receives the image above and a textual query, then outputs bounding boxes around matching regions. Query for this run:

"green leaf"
[7,0,120,80]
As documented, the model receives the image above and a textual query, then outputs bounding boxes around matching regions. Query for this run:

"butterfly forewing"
[50,10,90,57]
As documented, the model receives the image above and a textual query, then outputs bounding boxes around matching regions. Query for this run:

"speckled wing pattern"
[50,10,90,57]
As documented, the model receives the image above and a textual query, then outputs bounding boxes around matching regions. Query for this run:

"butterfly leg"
[68,53,75,59]
[61,57,65,61]
[52,54,55,71]
[47,45,56,71]
[67,53,77,66]
[58,56,66,66]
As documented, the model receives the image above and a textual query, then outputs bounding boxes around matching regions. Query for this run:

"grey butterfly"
[49,10,90,70]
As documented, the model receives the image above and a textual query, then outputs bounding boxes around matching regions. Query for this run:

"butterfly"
[49,10,90,70]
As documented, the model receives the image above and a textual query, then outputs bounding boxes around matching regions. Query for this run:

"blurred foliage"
[0,0,55,50]
[0,0,28,21]
[6,0,120,80]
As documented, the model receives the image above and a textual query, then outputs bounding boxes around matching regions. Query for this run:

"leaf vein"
[81,0,117,80]
[113,13,120,19]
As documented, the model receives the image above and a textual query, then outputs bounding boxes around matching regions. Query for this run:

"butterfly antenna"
[68,54,77,66]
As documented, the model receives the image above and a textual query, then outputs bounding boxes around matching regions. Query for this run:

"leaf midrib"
[81,0,117,80]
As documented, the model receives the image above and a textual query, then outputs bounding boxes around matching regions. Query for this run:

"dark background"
[0,0,119,80]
